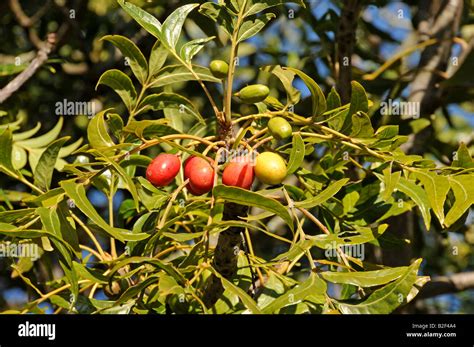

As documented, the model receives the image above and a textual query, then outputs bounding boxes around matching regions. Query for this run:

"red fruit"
[183,156,215,195]
[222,157,254,189]
[146,154,181,187]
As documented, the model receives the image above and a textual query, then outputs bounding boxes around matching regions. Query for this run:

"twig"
[0,33,57,103]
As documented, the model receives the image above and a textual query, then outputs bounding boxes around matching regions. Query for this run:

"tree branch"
[416,271,474,299]
[0,33,57,104]
[335,0,362,103]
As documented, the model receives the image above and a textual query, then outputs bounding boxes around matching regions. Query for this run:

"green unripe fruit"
[209,60,229,79]
[255,152,287,185]
[268,117,292,140]
[237,84,270,104]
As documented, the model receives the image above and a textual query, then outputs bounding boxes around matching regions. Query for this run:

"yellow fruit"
[255,152,287,185]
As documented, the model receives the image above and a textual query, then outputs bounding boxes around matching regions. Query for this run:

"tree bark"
[336,0,362,103]
[202,202,248,308]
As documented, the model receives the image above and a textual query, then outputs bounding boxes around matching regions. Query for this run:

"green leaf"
[95,152,140,211]
[350,112,374,138]
[0,63,28,76]
[16,117,63,149]
[396,177,431,230]
[60,180,148,242]
[445,175,474,227]
[209,266,261,313]
[375,125,399,140]
[261,65,301,105]
[379,167,401,201]
[12,146,27,169]
[244,0,306,17]
[414,170,450,226]
[285,67,326,117]
[294,178,349,209]
[37,207,78,302]
[96,69,137,112]
[287,133,305,175]
[149,64,220,88]
[87,109,115,153]
[123,119,179,140]
[138,92,204,124]
[102,35,148,85]
[34,137,69,191]
[105,113,124,140]
[327,87,341,111]
[0,128,17,174]
[262,273,326,313]
[149,40,168,78]
[12,122,41,141]
[321,266,409,287]
[199,3,234,37]
[336,259,425,314]
[180,37,215,63]
[452,142,474,168]
[213,185,294,231]
[409,118,430,134]
[307,224,388,249]
[118,0,162,39]
[162,4,199,49]
[348,81,369,116]
[237,13,276,43]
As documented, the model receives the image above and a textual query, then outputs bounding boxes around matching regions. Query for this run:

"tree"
[0,0,473,314]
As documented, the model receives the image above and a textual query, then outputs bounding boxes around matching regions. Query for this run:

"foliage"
[0,0,473,314]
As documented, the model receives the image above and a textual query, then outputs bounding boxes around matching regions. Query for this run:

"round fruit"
[209,60,229,79]
[237,84,270,104]
[222,157,254,189]
[184,156,215,195]
[255,152,287,185]
[146,153,181,187]
[268,117,292,140]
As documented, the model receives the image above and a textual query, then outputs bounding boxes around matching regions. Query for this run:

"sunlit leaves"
[34,137,69,191]
[285,67,326,117]
[287,133,305,175]
[180,37,215,63]
[262,65,301,105]
[396,177,431,229]
[336,259,424,314]
[445,175,474,227]
[96,70,137,112]
[213,185,294,231]
[102,35,148,85]
[117,0,162,39]
[162,4,199,49]
[149,65,219,88]
[60,180,148,242]
[237,13,276,43]
[87,110,115,154]
[414,170,450,226]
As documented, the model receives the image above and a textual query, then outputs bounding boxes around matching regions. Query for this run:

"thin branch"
[0,33,57,103]
[416,271,474,299]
